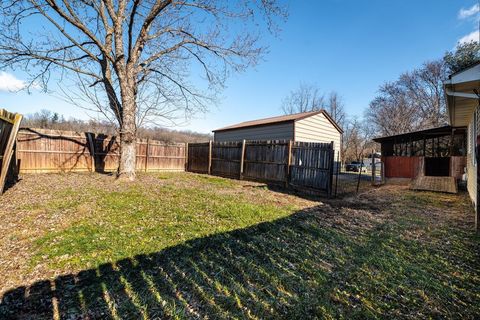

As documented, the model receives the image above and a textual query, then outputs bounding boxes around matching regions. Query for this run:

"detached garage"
[213,110,343,157]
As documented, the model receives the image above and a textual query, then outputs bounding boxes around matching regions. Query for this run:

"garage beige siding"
[214,122,294,142]
[294,113,342,159]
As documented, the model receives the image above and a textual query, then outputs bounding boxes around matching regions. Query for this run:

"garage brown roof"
[213,110,343,133]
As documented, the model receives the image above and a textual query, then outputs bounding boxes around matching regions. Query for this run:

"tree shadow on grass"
[242,182,325,202]
[0,207,357,319]
[1,202,479,319]
[243,172,376,202]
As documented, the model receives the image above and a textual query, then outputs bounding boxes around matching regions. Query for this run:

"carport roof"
[373,125,463,143]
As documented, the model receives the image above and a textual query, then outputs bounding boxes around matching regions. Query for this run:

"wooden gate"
[243,140,289,183]
[290,141,334,192]
[187,142,210,173]
[211,141,243,178]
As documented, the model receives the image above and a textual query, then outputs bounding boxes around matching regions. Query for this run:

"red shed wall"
[382,156,466,179]
[382,156,423,178]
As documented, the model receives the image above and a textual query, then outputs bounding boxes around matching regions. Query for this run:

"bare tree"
[341,118,375,164]
[281,83,325,114]
[0,1,286,180]
[282,84,346,128]
[367,78,430,137]
[366,61,448,137]
[326,91,346,129]
[399,60,448,128]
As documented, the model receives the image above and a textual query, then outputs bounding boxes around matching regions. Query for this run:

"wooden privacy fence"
[12,127,334,194]
[187,140,335,194]
[290,142,334,191]
[186,142,210,173]
[16,128,186,173]
[0,109,23,194]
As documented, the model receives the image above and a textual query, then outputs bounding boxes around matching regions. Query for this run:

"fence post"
[371,149,375,185]
[145,138,150,172]
[208,140,212,175]
[286,140,293,187]
[239,139,246,180]
[185,142,189,172]
[86,132,96,173]
[334,150,340,197]
[356,155,363,194]
[381,161,385,184]
[12,143,19,181]
[328,141,334,197]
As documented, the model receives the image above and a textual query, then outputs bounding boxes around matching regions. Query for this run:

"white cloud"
[458,30,480,44]
[458,3,479,19]
[0,72,28,92]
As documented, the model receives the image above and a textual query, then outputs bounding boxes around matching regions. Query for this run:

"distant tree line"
[21,110,212,143]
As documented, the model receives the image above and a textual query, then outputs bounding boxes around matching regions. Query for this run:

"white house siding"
[467,107,479,205]
[294,113,342,162]
[467,156,476,204]
[214,122,294,142]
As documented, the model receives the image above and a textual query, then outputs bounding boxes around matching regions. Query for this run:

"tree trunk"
[117,86,137,180]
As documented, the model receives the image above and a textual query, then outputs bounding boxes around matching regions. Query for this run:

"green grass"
[32,180,297,270]
[1,174,480,319]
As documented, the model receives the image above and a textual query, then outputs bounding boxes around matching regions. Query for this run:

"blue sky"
[1,0,479,133]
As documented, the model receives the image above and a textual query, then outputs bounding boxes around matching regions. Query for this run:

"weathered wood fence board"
[211,141,243,178]
[187,140,334,194]
[144,140,187,172]
[91,133,119,172]
[18,129,93,173]
[187,142,210,173]
[16,128,186,173]
[290,141,333,191]
[0,109,23,193]
[243,140,289,183]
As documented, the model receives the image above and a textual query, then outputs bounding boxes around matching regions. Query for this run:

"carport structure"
[373,125,466,182]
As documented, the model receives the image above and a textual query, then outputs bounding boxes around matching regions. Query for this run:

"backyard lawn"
[1,172,479,319]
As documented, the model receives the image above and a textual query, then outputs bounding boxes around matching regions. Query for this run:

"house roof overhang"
[444,62,480,127]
